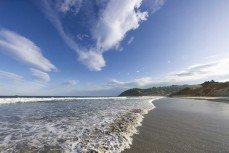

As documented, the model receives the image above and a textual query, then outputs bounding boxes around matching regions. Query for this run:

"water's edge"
[0,97,162,153]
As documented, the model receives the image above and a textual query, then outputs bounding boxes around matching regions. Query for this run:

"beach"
[123,98,229,153]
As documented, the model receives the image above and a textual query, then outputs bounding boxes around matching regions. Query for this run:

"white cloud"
[133,77,154,86]
[77,34,89,40]
[63,80,79,86]
[0,70,49,95]
[166,59,229,82]
[41,0,79,51]
[218,78,229,82]
[78,49,105,71]
[0,80,46,96]
[41,0,165,71]
[93,0,148,51]
[127,37,134,45]
[149,0,166,13]
[57,0,83,14]
[205,55,217,59]
[105,58,229,89]
[42,0,95,70]
[86,0,148,70]
[106,77,154,89]
[30,68,50,82]
[0,29,57,72]
[107,79,125,86]
[0,70,23,80]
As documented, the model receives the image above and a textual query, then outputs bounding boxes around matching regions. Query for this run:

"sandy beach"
[123,98,229,153]
[182,97,229,104]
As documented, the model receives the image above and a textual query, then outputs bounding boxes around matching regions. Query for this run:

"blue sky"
[0,0,229,96]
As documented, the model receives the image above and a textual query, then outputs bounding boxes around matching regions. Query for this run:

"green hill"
[119,85,198,96]
[119,81,229,97]
[170,80,229,97]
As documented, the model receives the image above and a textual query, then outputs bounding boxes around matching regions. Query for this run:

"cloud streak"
[105,58,229,89]
[57,0,83,14]
[0,70,23,80]
[106,77,154,89]
[149,0,166,13]
[63,80,79,86]
[0,69,49,95]
[41,0,165,71]
[30,68,50,82]
[0,29,57,72]
[127,37,134,45]
[167,59,229,82]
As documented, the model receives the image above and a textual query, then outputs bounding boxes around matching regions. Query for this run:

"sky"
[0,0,229,96]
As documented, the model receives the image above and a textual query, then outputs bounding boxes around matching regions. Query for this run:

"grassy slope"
[170,81,229,97]
[119,85,198,96]
[119,81,229,97]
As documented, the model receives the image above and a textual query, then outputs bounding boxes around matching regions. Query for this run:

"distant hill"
[119,81,229,97]
[119,85,199,96]
[170,80,229,97]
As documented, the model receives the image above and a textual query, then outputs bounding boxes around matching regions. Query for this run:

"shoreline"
[172,96,229,104]
[122,98,229,153]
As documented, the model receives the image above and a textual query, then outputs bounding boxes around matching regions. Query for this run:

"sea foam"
[0,96,161,153]
[0,97,127,104]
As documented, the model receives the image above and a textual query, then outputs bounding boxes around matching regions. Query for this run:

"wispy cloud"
[148,0,166,14]
[63,80,79,86]
[104,58,229,89]
[30,68,50,82]
[133,77,154,86]
[127,37,134,45]
[57,0,83,14]
[0,29,57,72]
[41,0,165,71]
[41,1,79,51]
[167,59,229,82]
[106,77,154,89]
[55,58,229,96]
[0,69,48,95]
[205,55,217,59]
[0,70,23,80]
[0,70,80,96]
[77,34,89,41]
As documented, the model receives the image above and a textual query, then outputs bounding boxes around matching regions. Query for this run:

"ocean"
[0,96,160,153]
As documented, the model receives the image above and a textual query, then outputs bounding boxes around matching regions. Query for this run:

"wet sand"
[180,97,229,104]
[123,98,229,153]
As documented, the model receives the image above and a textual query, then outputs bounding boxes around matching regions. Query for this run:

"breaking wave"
[0,96,161,153]
[0,97,127,104]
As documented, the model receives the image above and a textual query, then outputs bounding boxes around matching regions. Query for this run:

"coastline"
[122,98,229,153]
[177,96,229,104]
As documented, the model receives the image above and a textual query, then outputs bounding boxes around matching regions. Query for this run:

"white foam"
[3,135,12,144]
[0,96,127,104]
[0,96,161,153]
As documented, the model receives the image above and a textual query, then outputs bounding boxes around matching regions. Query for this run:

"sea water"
[0,96,161,153]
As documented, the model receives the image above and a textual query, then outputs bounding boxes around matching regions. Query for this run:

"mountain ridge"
[119,81,229,97]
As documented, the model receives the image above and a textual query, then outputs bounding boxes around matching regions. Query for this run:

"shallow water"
[0,96,160,153]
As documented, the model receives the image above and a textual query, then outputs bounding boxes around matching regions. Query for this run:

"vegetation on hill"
[119,85,198,96]
[170,80,229,97]
[119,80,229,97]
